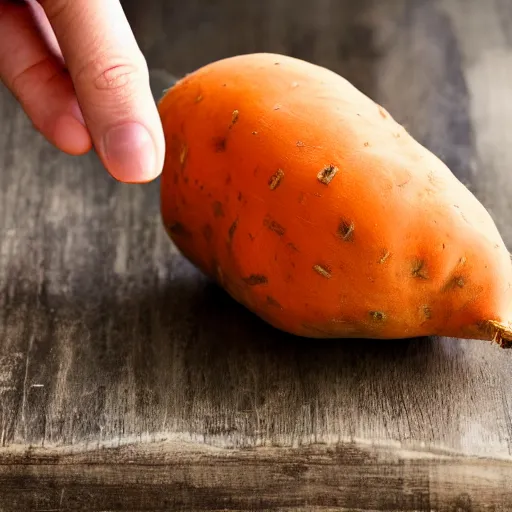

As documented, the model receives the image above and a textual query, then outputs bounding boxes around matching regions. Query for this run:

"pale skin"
[0,0,165,183]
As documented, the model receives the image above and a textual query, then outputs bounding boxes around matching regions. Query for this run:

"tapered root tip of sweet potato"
[484,320,512,348]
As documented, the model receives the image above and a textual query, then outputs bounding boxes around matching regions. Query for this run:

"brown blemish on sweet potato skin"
[264,216,286,236]
[243,274,268,286]
[412,259,428,280]
[212,201,225,218]
[268,169,284,190]
[338,220,354,241]
[370,311,386,322]
[443,276,465,291]
[266,296,283,309]
[317,165,338,185]
[313,264,331,279]
[180,144,188,169]
[229,109,239,128]
[379,251,390,264]
[213,136,227,152]
[228,217,239,242]
[378,105,388,119]
[168,222,191,237]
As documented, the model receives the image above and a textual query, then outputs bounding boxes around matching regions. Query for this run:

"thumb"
[40,0,165,183]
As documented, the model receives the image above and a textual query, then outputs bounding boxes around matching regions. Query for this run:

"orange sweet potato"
[157,52,512,346]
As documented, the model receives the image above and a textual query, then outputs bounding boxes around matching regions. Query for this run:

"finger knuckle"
[77,55,149,100]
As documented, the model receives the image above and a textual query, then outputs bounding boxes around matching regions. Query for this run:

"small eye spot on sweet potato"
[379,251,390,264]
[338,220,354,242]
[412,259,428,279]
[370,311,386,322]
[180,144,188,168]
[443,276,465,291]
[268,169,284,190]
[313,264,331,279]
[317,165,338,185]
[454,277,465,288]
[229,110,239,128]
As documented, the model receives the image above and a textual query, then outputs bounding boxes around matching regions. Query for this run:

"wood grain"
[1,0,512,508]
[1,442,512,511]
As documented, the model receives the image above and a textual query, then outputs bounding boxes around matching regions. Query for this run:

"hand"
[0,0,165,183]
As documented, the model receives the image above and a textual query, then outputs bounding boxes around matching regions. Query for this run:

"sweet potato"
[157,53,512,346]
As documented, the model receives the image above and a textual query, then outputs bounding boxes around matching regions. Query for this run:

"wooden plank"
[1,442,512,511]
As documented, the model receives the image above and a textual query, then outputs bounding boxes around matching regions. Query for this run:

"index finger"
[38,0,165,183]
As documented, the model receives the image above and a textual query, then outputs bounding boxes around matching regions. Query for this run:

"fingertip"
[53,112,92,155]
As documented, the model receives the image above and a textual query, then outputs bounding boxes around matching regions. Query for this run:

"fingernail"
[103,122,157,183]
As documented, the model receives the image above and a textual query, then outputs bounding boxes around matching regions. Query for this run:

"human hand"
[0,0,165,183]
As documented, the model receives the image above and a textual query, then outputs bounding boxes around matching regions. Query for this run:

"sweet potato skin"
[158,53,512,342]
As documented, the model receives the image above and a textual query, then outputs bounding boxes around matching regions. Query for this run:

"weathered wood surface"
[1,0,512,509]
[2,442,512,511]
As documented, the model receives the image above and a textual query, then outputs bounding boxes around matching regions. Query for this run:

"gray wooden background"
[1,0,512,510]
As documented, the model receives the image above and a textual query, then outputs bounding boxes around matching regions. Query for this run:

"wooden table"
[2,0,512,509]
